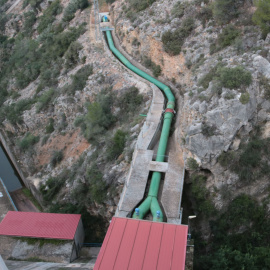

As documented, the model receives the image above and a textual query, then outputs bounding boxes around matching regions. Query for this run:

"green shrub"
[162,17,195,55]
[66,64,93,95]
[217,24,240,48]
[218,151,236,167]
[45,118,54,133]
[128,0,156,13]
[117,86,143,119]
[198,65,219,89]
[202,123,216,137]
[23,0,43,12]
[2,98,35,125]
[218,66,252,89]
[86,164,107,203]
[142,56,162,77]
[190,174,216,216]
[40,64,61,87]
[239,92,250,104]
[132,38,140,47]
[195,193,270,269]
[107,130,127,161]
[64,41,82,69]
[50,150,64,167]
[63,0,89,22]
[36,89,55,112]
[39,176,65,202]
[23,11,36,34]
[9,39,41,88]
[219,136,270,182]
[41,135,50,146]
[76,89,115,142]
[58,113,68,131]
[19,132,39,151]
[260,76,270,100]
[252,0,270,39]
[212,0,245,24]
[171,2,185,18]
[199,6,213,26]
[187,157,199,170]
[37,0,62,33]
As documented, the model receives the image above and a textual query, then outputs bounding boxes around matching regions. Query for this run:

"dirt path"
[10,189,39,212]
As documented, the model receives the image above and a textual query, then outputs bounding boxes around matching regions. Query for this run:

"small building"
[0,211,84,262]
[94,217,188,270]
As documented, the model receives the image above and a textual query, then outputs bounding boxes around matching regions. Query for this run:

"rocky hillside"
[2,0,270,267]
[0,0,152,241]
[112,0,270,268]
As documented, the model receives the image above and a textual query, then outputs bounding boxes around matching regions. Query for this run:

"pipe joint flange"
[164,108,176,116]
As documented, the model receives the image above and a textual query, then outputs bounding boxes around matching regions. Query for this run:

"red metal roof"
[94,217,188,270]
[0,211,81,240]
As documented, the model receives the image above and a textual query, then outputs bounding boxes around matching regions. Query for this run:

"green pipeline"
[104,23,175,222]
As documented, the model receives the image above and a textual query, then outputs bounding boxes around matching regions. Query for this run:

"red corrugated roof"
[0,211,81,240]
[94,217,188,270]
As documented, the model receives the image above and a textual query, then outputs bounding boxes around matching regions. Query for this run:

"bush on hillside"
[45,118,54,133]
[23,0,43,12]
[107,130,127,161]
[162,17,195,55]
[239,92,250,104]
[190,174,216,216]
[64,41,83,69]
[63,0,89,22]
[0,98,35,125]
[39,176,65,202]
[218,66,252,89]
[36,88,55,112]
[253,0,270,39]
[19,132,39,151]
[85,164,107,203]
[50,150,64,167]
[37,0,62,33]
[217,24,240,48]
[171,2,186,18]
[75,88,115,143]
[142,56,162,77]
[117,86,143,120]
[199,64,252,90]
[212,0,246,24]
[66,64,93,95]
[23,11,36,34]
[199,6,213,26]
[128,0,156,13]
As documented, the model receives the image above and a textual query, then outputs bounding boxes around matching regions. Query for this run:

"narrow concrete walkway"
[10,189,39,212]
[115,85,164,217]
[4,260,95,270]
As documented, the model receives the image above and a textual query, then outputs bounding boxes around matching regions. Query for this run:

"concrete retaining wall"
[0,131,28,188]
[0,130,44,207]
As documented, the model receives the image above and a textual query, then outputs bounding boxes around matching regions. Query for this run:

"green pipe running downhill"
[103,17,175,222]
